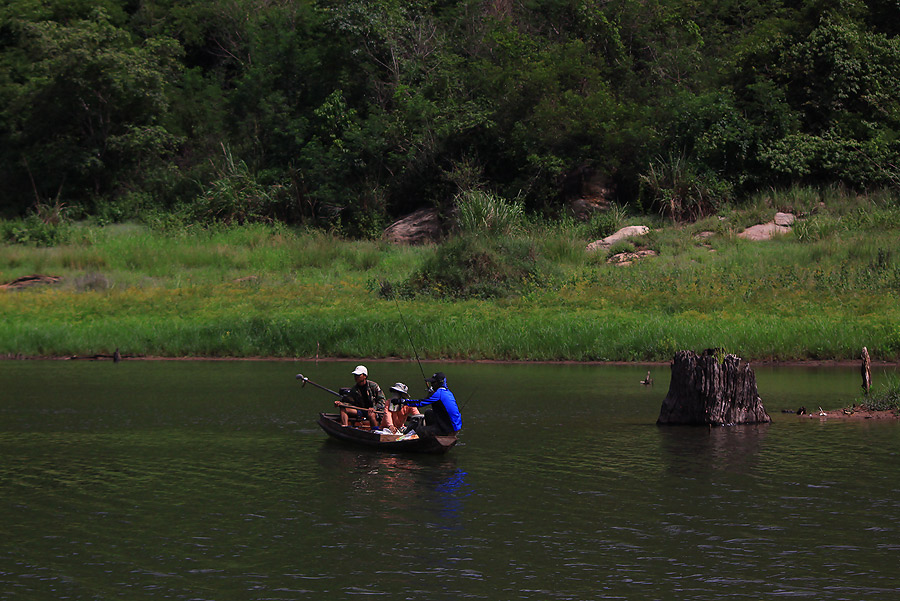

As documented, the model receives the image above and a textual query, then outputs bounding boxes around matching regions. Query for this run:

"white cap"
[351,365,368,376]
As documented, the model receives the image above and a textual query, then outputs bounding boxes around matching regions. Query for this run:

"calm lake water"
[1,359,899,600]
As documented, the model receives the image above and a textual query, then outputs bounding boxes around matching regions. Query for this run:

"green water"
[1,360,898,599]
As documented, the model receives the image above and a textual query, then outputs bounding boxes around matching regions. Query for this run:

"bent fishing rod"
[394,296,428,386]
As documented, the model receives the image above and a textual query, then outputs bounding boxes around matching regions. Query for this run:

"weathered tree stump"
[657,350,771,425]
[861,346,871,396]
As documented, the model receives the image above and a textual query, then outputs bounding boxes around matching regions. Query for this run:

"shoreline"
[1,353,895,369]
[795,408,900,420]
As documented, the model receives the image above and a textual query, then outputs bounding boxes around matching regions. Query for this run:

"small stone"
[774,212,795,226]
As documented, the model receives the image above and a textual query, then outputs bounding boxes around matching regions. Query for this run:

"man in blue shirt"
[402,372,462,436]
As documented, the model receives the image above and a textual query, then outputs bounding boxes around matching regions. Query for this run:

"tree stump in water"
[861,347,871,396]
[657,350,771,425]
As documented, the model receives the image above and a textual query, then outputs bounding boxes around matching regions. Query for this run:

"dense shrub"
[0,215,72,246]
[394,234,558,299]
[639,153,730,222]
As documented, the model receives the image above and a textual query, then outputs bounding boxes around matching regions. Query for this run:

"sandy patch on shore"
[795,408,899,420]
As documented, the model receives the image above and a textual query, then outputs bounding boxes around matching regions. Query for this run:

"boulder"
[569,197,610,220]
[586,225,650,252]
[383,208,442,245]
[774,212,795,226]
[657,350,771,426]
[737,222,792,241]
[564,169,615,219]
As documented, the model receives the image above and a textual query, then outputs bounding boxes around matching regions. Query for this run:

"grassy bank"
[2,190,900,362]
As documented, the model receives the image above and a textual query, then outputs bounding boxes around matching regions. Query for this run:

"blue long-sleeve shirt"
[405,387,462,432]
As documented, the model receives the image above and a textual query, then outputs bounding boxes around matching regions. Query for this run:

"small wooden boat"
[316,412,458,454]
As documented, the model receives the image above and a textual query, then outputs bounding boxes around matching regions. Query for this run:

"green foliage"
[0,215,71,246]
[397,234,557,299]
[585,204,630,239]
[639,153,729,221]
[2,195,900,361]
[853,374,900,412]
[189,145,291,225]
[1,0,900,223]
[0,8,183,211]
[793,216,840,243]
[455,190,524,236]
[0,199,72,246]
[732,10,900,190]
[761,133,900,189]
[608,240,637,255]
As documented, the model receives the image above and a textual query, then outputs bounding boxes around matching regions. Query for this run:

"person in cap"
[380,382,420,434]
[336,365,386,429]
[400,372,462,436]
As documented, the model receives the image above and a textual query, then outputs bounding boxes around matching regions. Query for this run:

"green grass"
[848,374,900,412]
[2,189,900,361]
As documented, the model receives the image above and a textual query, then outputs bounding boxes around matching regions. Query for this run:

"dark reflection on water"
[657,423,770,476]
[1,360,899,599]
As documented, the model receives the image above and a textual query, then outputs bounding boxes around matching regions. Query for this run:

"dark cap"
[427,372,446,384]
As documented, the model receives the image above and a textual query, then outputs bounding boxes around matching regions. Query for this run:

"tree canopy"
[1,0,898,229]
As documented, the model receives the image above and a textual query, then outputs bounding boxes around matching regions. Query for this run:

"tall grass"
[2,288,896,360]
[2,188,900,361]
[0,223,431,288]
[849,373,900,412]
[455,190,524,235]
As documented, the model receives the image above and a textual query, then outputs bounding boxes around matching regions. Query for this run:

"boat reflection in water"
[315,443,470,532]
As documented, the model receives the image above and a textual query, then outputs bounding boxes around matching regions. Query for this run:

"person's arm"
[382,410,396,432]
[373,383,386,411]
[403,389,440,408]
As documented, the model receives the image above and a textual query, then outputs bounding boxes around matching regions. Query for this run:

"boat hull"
[316,413,458,454]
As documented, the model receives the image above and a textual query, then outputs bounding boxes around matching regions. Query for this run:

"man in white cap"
[336,365,385,429]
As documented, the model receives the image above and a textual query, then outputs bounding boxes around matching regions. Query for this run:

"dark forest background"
[2,0,898,234]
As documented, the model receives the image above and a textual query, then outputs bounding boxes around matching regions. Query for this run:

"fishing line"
[460,389,475,411]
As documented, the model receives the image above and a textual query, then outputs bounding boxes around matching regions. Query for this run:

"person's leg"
[340,406,357,426]
[415,409,440,437]
[429,403,454,435]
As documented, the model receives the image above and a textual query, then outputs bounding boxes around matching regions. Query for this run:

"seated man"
[400,372,462,436]
[380,382,420,433]
[336,365,385,429]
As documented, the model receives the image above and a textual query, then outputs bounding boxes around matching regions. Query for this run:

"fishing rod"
[295,373,342,398]
[296,373,385,416]
[394,296,428,386]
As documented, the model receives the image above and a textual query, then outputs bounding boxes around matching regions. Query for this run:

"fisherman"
[380,382,420,433]
[400,372,462,436]
[336,365,385,429]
